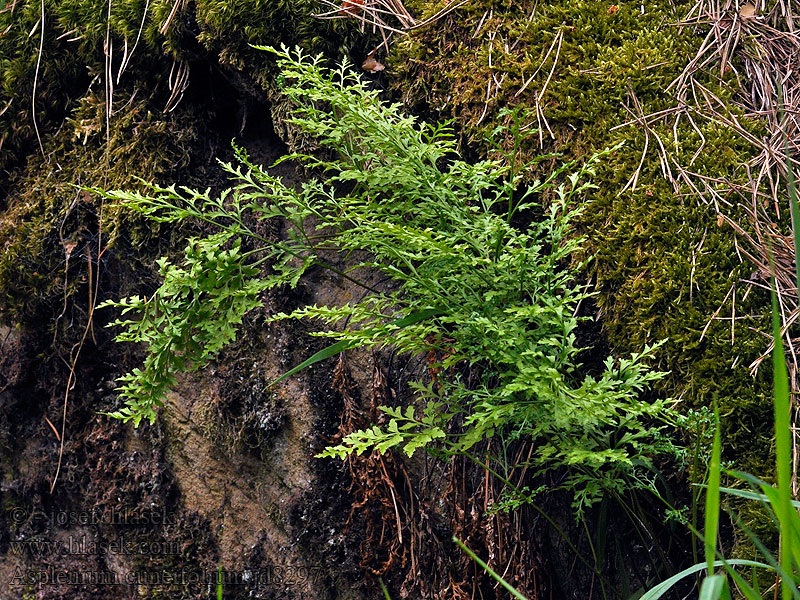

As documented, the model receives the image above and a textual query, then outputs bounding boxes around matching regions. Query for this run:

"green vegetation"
[390,0,774,478]
[96,46,679,511]
[97,233,270,425]
[0,89,198,329]
[0,0,362,170]
[469,106,800,600]
[1,0,793,595]
[0,0,371,343]
[642,128,800,600]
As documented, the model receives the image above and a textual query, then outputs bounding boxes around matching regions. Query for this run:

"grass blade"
[270,308,443,386]
[705,403,722,575]
[777,73,799,598]
[718,560,764,600]
[270,339,357,387]
[716,484,800,510]
[453,536,530,600]
[728,509,800,600]
[378,577,392,600]
[770,278,793,600]
[640,560,771,600]
[699,574,728,600]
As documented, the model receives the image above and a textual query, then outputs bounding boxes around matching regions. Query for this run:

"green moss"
[0,0,372,329]
[0,0,782,573]
[0,0,182,179]
[194,0,363,76]
[0,84,198,330]
[0,0,368,180]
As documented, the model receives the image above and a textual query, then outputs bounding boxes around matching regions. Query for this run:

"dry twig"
[314,0,466,54]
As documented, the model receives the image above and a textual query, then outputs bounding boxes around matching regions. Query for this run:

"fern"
[97,232,270,425]
[96,45,679,510]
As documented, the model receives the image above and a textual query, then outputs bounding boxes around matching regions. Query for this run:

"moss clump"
[0,0,375,332]
[389,0,774,479]
[0,0,171,177]
[193,0,364,77]
[0,84,198,331]
[0,0,368,181]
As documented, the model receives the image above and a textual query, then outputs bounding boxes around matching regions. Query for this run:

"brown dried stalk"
[314,0,466,53]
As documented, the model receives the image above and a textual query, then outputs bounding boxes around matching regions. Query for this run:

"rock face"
[0,2,388,585]
[0,258,376,599]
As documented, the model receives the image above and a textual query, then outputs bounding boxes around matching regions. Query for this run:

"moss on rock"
[0,0,374,329]
[0,0,788,589]
[0,84,199,331]
[0,0,369,180]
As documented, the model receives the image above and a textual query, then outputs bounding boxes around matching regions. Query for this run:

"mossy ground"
[0,2,371,598]
[0,89,197,328]
[0,0,376,329]
[0,0,369,177]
